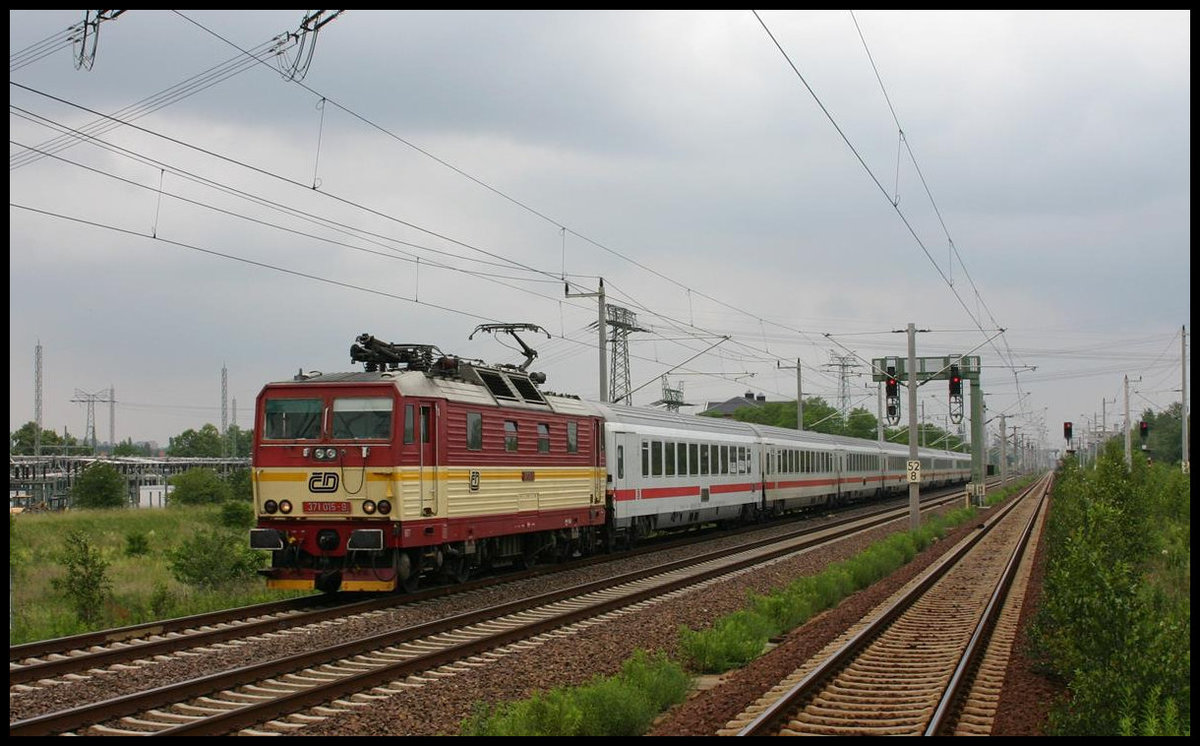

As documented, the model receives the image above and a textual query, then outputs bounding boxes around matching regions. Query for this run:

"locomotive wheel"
[442,555,471,584]
[402,570,420,594]
[401,550,421,594]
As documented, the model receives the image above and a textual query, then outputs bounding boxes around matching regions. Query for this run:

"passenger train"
[249,334,972,593]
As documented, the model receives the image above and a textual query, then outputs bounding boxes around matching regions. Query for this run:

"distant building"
[138,484,174,508]
[701,390,776,418]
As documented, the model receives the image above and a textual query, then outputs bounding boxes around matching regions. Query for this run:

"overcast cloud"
[9,10,1190,452]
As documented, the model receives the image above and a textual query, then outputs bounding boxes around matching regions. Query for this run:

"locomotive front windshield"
[264,398,322,439]
[332,397,393,439]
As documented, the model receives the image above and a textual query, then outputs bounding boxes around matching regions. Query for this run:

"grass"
[9,504,309,645]
[460,650,690,736]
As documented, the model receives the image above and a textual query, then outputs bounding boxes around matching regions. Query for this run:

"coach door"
[610,431,635,510]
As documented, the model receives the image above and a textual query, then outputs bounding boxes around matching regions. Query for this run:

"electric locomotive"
[249,334,605,593]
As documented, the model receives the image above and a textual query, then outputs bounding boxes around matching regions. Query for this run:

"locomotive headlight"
[279,500,293,514]
[377,499,392,515]
[362,500,376,514]
[264,499,279,514]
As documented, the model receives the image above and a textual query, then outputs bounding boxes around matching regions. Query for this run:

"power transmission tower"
[825,351,861,420]
[72,387,114,449]
[606,305,647,405]
[276,10,343,81]
[651,375,692,413]
[221,365,229,457]
[34,342,42,457]
[71,10,126,70]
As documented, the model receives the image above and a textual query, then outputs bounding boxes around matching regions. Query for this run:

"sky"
[9,10,1190,455]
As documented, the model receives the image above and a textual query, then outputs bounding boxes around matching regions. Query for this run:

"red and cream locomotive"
[249,332,971,593]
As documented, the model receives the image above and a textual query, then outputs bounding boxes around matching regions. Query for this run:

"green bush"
[218,500,255,529]
[1032,446,1190,736]
[49,529,113,625]
[167,528,264,590]
[124,530,151,557]
[168,468,232,505]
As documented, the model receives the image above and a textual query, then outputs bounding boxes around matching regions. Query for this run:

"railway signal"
[1140,421,1149,440]
[949,365,962,398]
[884,366,900,424]
[1064,421,1073,441]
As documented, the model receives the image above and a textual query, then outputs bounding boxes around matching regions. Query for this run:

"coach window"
[652,440,663,476]
[264,398,322,440]
[537,423,550,453]
[504,421,519,452]
[677,442,687,475]
[665,442,676,477]
[688,443,698,476]
[332,397,393,440]
[700,443,709,474]
[720,445,729,474]
[617,445,624,479]
[642,440,650,477]
[466,412,483,451]
[567,421,578,453]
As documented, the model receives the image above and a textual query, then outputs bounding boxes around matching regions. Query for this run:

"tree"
[167,424,224,457]
[225,468,253,501]
[72,462,127,509]
[112,438,152,457]
[799,397,842,435]
[10,421,86,455]
[225,425,253,458]
[169,468,232,505]
[844,407,878,440]
[1141,403,1186,466]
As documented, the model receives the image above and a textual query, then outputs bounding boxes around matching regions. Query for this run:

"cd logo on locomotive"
[308,472,340,493]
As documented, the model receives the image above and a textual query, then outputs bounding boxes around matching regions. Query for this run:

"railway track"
[11,483,979,689]
[10,490,969,736]
[722,475,1050,736]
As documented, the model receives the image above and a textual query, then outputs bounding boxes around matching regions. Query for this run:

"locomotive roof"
[270,368,596,417]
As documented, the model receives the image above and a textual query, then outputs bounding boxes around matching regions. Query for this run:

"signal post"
[874,341,984,529]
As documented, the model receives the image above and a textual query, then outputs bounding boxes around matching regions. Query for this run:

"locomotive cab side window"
[567,421,578,453]
[466,412,483,450]
[331,397,393,440]
[264,398,323,440]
